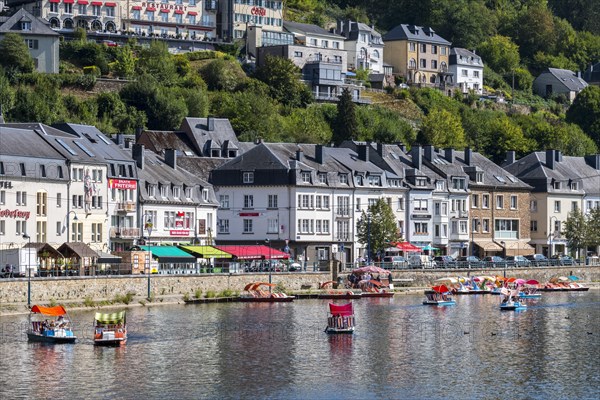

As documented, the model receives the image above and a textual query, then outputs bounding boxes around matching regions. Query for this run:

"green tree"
[566,86,600,148]
[585,207,600,251]
[563,208,587,259]
[516,3,557,61]
[254,55,312,108]
[511,68,534,92]
[136,41,178,86]
[332,88,358,145]
[0,33,35,73]
[279,105,332,144]
[477,35,520,74]
[113,45,136,79]
[0,73,16,117]
[355,106,415,144]
[200,58,247,91]
[356,199,399,261]
[485,115,532,163]
[420,109,466,148]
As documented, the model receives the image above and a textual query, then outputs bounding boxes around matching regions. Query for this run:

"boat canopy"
[432,285,449,293]
[31,305,67,316]
[244,282,277,291]
[329,303,353,316]
[95,311,126,324]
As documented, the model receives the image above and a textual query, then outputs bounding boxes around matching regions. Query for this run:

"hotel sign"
[0,209,31,220]
[250,6,266,16]
[170,230,189,236]
[0,181,13,189]
[108,179,137,190]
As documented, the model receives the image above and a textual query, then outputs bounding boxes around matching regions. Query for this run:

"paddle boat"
[27,305,77,344]
[239,282,295,302]
[94,311,127,346]
[317,281,362,299]
[325,302,355,334]
[518,279,542,298]
[423,285,456,306]
[499,289,527,311]
[539,276,589,292]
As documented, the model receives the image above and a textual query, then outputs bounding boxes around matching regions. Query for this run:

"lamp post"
[500,241,506,278]
[549,216,558,259]
[367,213,371,264]
[64,211,79,241]
[23,233,31,307]
[264,239,273,292]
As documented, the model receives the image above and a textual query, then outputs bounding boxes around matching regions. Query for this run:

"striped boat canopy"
[94,311,126,324]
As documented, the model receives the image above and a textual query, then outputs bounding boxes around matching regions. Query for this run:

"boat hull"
[239,296,294,302]
[423,300,456,306]
[325,327,354,334]
[318,294,362,300]
[361,292,394,298]
[500,303,527,311]
[94,338,127,346]
[519,294,542,298]
[27,332,76,344]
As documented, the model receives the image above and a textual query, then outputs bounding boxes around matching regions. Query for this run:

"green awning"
[95,311,126,324]
[180,245,233,259]
[139,246,196,263]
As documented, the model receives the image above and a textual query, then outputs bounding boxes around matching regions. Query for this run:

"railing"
[305,57,343,65]
[116,202,136,212]
[109,227,141,238]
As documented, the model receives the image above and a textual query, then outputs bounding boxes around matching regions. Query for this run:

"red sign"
[251,6,266,16]
[170,230,190,236]
[239,212,260,217]
[108,179,137,190]
[0,209,30,220]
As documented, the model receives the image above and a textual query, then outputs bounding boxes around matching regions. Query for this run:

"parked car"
[455,255,482,268]
[408,255,438,269]
[482,256,507,267]
[550,255,576,266]
[525,254,549,266]
[382,256,409,269]
[433,255,456,268]
[504,255,531,267]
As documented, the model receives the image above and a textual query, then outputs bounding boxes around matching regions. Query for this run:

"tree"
[0,33,35,73]
[254,55,313,108]
[566,86,600,148]
[420,109,466,148]
[200,58,247,91]
[585,207,600,251]
[136,41,178,86]
[356,199,398,261]
[516,3,557,61]
[477,35,520,74]
[563,208,587,259]
[113,45,136,79]
[279,105,333,144]
[332,88,358,145]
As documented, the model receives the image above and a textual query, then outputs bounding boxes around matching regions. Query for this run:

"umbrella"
[506,277,517,283]
[395,242,423,252]
[568,275,580,281]
[421,244,439,251]
[432,285,449,293]
[514,278,526,285]
[353,265,390,274]
[435,277,458,284]
[526,279,539,285]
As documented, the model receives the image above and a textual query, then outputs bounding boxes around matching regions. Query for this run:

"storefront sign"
[142,1,187,11]
[170,230,190,236]
[108,179,137,190]
[239,212,260,217]
[0,209,31,219]
[0,181,13,189]
[251,6,266,16]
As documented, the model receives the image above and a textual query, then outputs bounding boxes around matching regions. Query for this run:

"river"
[1,292,599,399]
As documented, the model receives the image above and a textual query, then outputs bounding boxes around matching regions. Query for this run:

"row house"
[450,48,483,94]
[332,19,385,74]
[504,150,600,257]
[210,143,405,266]
[132,145,218,247]
[382,24,453,92]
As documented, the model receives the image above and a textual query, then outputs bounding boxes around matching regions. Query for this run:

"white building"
[333,19,384,74]
[449,48,483,94]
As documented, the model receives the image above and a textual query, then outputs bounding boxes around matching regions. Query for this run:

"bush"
[186,51,218,61]
[218,289,234,297]
[83,65,101,77]
[205,290,216,298]
[114,292,135,305]
[83,296,95,307]
[182,292,190,301]
[193,288,202,299]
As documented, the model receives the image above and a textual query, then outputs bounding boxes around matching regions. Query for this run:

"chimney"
[444,148,453,162]
[315,144,324,164]
[124,138,130,149]
[464,147,472,166]
[584,154,600,170]
[135,126,143,143]
[506,150,516,165]
[424,145,434,161]
[546,149,555,170]
[132,144,145,170]
[376,143,386,158]
[165,148,177,170]
[357,144,369,162]
[411,145,422,169]
[577,71,582,78]
[207,116,215,131]
[555,150,563,162]
[116,133,124,146]
[296,150,304,162]
[254,137,262,145]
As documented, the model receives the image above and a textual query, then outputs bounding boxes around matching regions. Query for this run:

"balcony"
[116,202,136,213]
[110,227,140,239]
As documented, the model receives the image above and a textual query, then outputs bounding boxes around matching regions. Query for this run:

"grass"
[83,296,95,307]
[183,292,190,302]
[205,290,216,299]
[193,289,202,299]
[218,289,235,297]
[113,292,135,305]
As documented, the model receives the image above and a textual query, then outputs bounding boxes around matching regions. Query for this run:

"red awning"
[105,2,116,6]
[91,1,102,5]
[31,305,67,316]
[132,5,141,10]
[49,0,60,3]
[214,245,289,260]
[394,241,423,252]
[187,11,198,15]
[63,0,74,3]
[174,9,184,14]
[146,7,156,11]
[329,303,353,316]
[77,0,88,4]
[160,8,169,13]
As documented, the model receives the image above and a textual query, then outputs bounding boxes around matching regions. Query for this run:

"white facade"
[450,48,483,94]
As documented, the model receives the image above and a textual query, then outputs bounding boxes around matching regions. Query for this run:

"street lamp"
[500,241,506,278]
[549,216,559,258]
[265,239,272,293]
[63,211,79,240]
[23,233,31,307]
[366,213,371,264]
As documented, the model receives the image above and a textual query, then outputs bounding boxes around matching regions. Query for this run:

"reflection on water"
[1,292,599,399]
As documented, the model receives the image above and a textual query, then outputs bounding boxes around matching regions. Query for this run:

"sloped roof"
[176,156,231,182]
[180,117,240,157]
[543,68,588,91]
[215,143,288,171]
[450,48,484,67]
[382,24,451,45]
[0,8,59,36]
[284,20,345,39]
[57,242,98,259]
[137,130,197,156]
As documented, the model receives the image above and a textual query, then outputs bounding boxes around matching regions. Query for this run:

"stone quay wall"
[0,266,598,306]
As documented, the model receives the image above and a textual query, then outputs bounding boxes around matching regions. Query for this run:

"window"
[242,219,253,233]
[218,219,229,234]
[301,172,311,183]
[147,10,154,21]
[56,221,61,236]
[481,194,489,209]
[91,223,102,242]
[570,182,578,190]
[482,219,490,233]
[17,191,27,206]
[267,194,278,208]
[78,4,87,14]
[243,172,254,183]
[294,51,302,57]
[434,202,441,216]
[339,174,348,184]
[409,58,417,69]
[452,178,466,190]
[93,4,101,15]
[571,201,578,211]
[65,3,72,13]
[368,175,381,186]
[106,5,114,16]
[160,184,168,198]
[148,184,156,198]
[459,221,468,234]
[0,190,4,205]
[202,189,208,201]
[409,42,416,51]
[476,172,484,183]
[355,175,363,186]
[164,211,175,229]
[310,38,317,46]
[431,60,437,69]
[420,58,427,68]
[71,222,83,242]
[473,71,480,78]
[318,173,326,184]
[337,196,350,216]
[267,219,278,233]
[416,178,427,187]
[36,192,47,216]
[495,219,519,239]
[414,222,428,235]
[243,195,254,209]
[321,40,328,48]
[530,220,538,232]
[173,187,181,199]
[161,12,168,22]
[461,69,468,77]
[219,195,230,209]
[414,199,428,211]
[50,2,59,12]
[554,201,561,213]
[175,13,183,23]
[322,196,330,209]
[420,43,426,52]
[472,194,479,208]
[441,47,447,55]
[185,187,193,199]
[397,196,405,211]
[451,221,458,234]
[472,218,480,233]
[188,14,196,24]
[441,202,448,215]
[553,181,561,190]
[35,221,46,242]
[510,195,518,209]
[496,195,504,209]
[434,224,441,237]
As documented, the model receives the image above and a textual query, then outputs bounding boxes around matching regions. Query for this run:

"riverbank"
[1,266,598,316]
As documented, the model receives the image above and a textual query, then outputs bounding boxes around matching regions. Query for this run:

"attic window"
[476,172,484,183]
[184,151,194,156]
[494,175,506,183]
[416,177,427,187]
[21,21,32,31]
[211,149,220,157]
[507,176,517,183]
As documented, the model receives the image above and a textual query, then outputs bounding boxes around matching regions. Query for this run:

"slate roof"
[336,20,383,43]
[176,156,231,182]
[179,117,240,157]
[543,68,588,91]
[450,48,483,67]
[382,24,451,45]
[0,8,59,36]
[137,130,197,156]
[284,20,345,39]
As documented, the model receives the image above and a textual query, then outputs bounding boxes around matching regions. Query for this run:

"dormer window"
[185,187,193,199]
[435,180,445,190]
[160,184,168,198]
[173,186,180,199]
[243,172,254,183]
[368,175,381,186]
[301,172,311,183]
[21,21,31,31]
[452,177,466,190]
[339,174,348,184]
[147,184,156,198]
[570,182,578,190]
[318,173,327,184]
[416,177,427,187]
[356,175,363,186]
[202,189,209,201]
[553,181,561,190]
[476,172,484,183]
